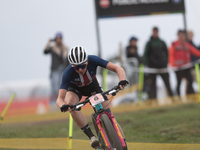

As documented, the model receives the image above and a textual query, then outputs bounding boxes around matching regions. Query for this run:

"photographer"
[44,32,69,104]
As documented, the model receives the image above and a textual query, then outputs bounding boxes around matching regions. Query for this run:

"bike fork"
[96,112,126,150]
[97,112,126,149]
[96,118,112,150]
[109,113,126,148]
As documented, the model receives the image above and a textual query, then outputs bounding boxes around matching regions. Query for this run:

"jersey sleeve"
[44,46,52,54]
[88,55,109,68]
[60,66,73,90]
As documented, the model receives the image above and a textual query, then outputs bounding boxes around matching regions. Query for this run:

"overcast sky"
[0,0,200,82]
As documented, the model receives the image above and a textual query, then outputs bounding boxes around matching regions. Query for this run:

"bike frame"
[94,103,126,150]
[70,86,126,150]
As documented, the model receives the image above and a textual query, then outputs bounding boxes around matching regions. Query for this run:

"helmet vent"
[68,46,88,65]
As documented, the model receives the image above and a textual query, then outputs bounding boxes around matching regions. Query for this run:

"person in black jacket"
[187,30,200,80]
[44,32,69,103]
[125,36,143,85]
[143,27,173,99]
[187,30,199,62]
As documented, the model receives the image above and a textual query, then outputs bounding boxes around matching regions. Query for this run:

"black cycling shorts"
[67,78,107,101]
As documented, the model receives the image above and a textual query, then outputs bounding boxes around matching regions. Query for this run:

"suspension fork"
[93,104,112,150]
[96,113,112,150]
[96,111,126,147]
[96,112,126,148]
[107,112,126,147]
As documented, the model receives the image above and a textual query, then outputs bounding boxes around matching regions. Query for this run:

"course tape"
[130,59,200,74]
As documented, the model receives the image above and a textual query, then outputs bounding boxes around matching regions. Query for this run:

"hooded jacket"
[143,36,168,68]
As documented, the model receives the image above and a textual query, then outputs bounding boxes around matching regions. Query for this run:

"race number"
[89,94,105,107]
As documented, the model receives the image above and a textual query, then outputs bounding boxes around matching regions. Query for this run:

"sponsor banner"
[96,0,185,18]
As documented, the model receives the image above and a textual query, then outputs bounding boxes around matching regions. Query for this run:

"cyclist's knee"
[64,91,79,105]
[66,100,76,106]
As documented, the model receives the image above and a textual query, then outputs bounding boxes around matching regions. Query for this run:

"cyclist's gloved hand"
[60,104,70,112]
[118,80,129,89]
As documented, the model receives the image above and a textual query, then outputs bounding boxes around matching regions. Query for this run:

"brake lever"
[111,88,121,96]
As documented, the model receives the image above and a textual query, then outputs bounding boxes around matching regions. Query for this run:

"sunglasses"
[72,63,87,70]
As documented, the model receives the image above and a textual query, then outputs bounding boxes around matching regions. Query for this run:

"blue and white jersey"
[60,55,109,90]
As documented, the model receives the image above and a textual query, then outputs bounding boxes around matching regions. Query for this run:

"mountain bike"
[68,85,127,150]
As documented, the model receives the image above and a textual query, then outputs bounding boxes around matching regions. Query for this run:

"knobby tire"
[100,114,123,150]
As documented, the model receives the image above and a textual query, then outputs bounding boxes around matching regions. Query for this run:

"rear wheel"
[100,114,123,150]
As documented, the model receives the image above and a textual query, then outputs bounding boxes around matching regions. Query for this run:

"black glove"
[118,80,129,87]
[60,104,69,112]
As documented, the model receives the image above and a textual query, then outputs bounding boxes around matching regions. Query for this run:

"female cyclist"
[56,46,129,149]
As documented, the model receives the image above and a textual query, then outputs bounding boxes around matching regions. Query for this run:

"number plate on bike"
[89,94,105,107]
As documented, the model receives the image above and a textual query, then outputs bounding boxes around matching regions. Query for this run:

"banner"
[96,0,185,18]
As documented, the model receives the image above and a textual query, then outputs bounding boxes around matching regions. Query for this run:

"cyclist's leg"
[64,91,98,146]
[64,91,88,128]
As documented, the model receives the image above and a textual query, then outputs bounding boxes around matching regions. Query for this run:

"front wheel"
[100,114,123,150]
[92,114,107,150]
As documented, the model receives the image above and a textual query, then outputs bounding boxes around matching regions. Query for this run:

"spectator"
[143,27,173,99]
[125,36,142,85]
[187,30,200,82]
[44,32,69,103]
[126,36,142,64]
[169,29,200,96]
[187,30,200,62]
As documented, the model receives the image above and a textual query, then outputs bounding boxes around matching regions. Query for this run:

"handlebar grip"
[114,85,121,90]
[60,104,70,112]
[118,80,129,87]
[102,85,121,96]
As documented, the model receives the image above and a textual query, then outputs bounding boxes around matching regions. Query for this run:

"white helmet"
[68,46,88,65]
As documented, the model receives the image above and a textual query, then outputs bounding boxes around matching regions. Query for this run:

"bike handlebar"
[102,85,121,96]
[67,85,121,111]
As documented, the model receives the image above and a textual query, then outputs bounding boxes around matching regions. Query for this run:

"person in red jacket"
[169,29,200,96]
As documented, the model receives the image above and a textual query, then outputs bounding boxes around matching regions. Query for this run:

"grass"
[0,103,200,144]
[119,103,200,143]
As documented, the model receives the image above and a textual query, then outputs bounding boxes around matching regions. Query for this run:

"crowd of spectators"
[44,28,200,104]
[125,27,200,100]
